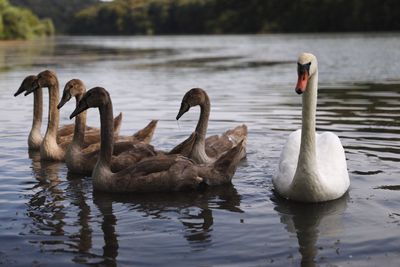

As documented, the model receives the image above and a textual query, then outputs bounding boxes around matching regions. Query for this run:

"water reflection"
[92,191,119,267]
[26,151,66,238]
[65,173,93,264]
[272,193,349,267]
[25,153,243,265]
[4,34,399,265]
[26,153,96,263]
[0,39,56,71]
[94,184,242,252]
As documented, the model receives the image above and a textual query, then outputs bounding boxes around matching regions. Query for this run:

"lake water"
[0,34,400,266]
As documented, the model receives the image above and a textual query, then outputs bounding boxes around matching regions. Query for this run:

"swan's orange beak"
[295,72,308,95]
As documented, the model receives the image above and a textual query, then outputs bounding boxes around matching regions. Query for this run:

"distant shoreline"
[1,31,400,43]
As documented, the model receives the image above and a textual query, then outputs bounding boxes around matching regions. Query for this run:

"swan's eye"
[297,62,311,76]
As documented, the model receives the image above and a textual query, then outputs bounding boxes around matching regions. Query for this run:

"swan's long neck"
[31,88,43,136]
[193,94,211,162]
[299,71,318,167]
[45,83,60,142]
[292,71,319,191]
[195,95,210,141]
[98,101,114,167]
[72,95,86,148]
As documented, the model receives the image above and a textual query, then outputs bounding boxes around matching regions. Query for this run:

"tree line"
[69,0,400,35]
[5,0,400,38]
[0,0,53,39]
[10,0,98,33]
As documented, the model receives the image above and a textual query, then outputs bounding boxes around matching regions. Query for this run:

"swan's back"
[316,132,350,196]
[205,124,248,159]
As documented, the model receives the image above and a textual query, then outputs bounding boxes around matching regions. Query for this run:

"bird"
[14,75,75,150]
[57,78,159,174]
[176,88,247,164]
[273,52,350,203]
[70,86,245,192]
[23,70,122,161]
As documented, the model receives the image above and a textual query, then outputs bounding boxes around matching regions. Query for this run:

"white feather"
[273,53,350,202]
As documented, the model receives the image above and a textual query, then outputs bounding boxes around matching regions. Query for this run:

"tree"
[0,0,54,39]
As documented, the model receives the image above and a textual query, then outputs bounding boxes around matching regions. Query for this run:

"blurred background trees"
[2,0,400,39]
[10,0,98,33]
[0,0,54,39]
[68,0,400,35]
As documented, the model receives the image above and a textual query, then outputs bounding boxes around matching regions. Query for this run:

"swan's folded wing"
[112,155,202,192]
[200,139,246,186]
[205,124,248,159]
[111,143,157,172]
[316,132,350,191]
[57,123,75,137]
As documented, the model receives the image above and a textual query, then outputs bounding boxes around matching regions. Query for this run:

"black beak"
[70,99,89,119]
[14,86,26,97]
[295,88,303,95]
[57,92,71,109]
[176,102,190,120]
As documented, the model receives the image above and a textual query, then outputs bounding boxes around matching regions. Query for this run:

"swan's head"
[176,88,208,120]
[70,87,110,119]
[295,53,318,95]
[14,75,37,97]
[25,70,58,96]
[58,79,86,109]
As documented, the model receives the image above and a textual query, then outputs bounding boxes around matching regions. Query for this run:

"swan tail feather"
[132,120,158,144]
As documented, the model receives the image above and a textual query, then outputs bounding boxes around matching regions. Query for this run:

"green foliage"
[6,0,400,36]
[67,0,400,35]
[0,0,54,39]
[10,0,99,33]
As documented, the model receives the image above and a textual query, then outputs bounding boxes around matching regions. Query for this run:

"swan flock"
[14,52,349,202]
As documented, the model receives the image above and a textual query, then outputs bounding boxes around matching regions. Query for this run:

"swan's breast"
[273,129,301,194]
[28,129,42,149]
[41,136,65,161]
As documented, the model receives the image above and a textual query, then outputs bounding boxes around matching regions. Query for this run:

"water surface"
[0,34,400,266]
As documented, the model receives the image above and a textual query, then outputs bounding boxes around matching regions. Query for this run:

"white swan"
[273,53,350,202]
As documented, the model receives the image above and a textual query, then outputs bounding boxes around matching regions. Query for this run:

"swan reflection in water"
[26,150,68,240]
[272,192,349,267]
[25,154,243,265]
[27,152,95,263]
[93,183,243,258]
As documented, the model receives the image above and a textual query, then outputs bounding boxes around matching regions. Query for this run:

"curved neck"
[191,94,212,162]
[98,101,114,167]
[297,71,318,170]
[45,82,60,140]
[72,95,87,147]
[31,88,43,133]
[194,94,210,143]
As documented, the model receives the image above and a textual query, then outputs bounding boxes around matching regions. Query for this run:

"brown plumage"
[70,87,245,192]
[23,70,122,161]
[57,78,159,174]
[176,88,247,163]
[14,75,75,150]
